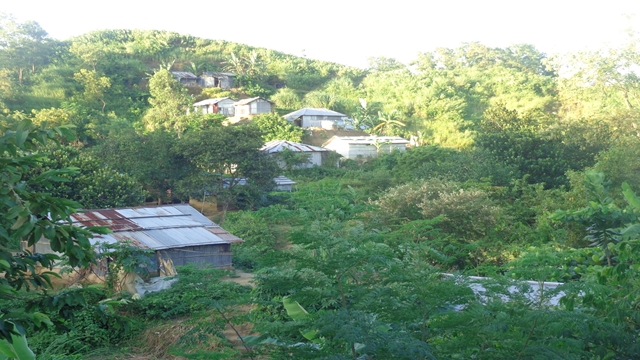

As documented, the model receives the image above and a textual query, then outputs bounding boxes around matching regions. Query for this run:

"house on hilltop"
[193,97,236,116]
[322,136,409,159]
[283,108,351,129]
[233,97,274,118]
[198,72,235,89]
[171,71,199,87]
[260,139,333,169]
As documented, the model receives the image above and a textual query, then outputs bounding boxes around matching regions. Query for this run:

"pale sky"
[3,0,639,68]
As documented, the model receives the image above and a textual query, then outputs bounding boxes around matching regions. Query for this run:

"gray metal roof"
[193,97,235,106]
[322,136,410,147]
[260,140,329,153]
[171,71,198,79]
[72,204,242,250]
[274,175,296,186]
[234,97,274,106]
[201,71,236,77]
[283,108,347,121]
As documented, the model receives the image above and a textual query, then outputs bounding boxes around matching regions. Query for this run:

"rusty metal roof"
[261,140,329,153]
[73,204,243,250]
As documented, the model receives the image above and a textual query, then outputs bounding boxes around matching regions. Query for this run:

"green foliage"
[252,112,303,142]
[142,69,192,136]
[29,144,146,209]
[127,265,250,320]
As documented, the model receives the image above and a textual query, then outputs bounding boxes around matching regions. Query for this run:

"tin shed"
[198,72,235,89]
[71,205,242,269]
[171,71,199,87]
[322,136,409,159]
[260,140,332,168]
[193,97,236,116]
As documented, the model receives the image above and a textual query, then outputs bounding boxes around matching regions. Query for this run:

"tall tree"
[176,125,278,217]
[142,69,192,136]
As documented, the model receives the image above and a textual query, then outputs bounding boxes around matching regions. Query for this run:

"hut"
[171,71,199,87]
[274,176,296,192]
[198,72,235,89]
[193,97,236,116]
[283,108,352,129]
[260,140,332,169]
[322,136,409,159]
[233,97,274,117]
[29,204,243,269]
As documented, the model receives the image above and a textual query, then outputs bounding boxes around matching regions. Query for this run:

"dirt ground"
[221,269,255,287]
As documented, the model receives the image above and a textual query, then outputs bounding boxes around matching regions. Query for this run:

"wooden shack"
[260,139,332,169]
[171,71,199,87]
[28,205,243,269]
[198,72,235,89]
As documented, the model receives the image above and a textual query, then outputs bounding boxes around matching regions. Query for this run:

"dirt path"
[221,270,255,287]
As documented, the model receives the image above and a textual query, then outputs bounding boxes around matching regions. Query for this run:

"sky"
[3,0,640,68]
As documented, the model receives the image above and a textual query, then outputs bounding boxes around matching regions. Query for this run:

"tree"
[29,144,146,209]
[0,14,51,85]
[252,112,303,142]
[95,128,187,205]
[142,69,192,136]
[176,125,279,217]
[0,120,110,354]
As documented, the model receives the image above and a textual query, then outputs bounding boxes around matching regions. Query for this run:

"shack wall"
[161,244,232,268]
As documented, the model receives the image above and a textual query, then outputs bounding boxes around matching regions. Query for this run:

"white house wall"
[326,143,407,159]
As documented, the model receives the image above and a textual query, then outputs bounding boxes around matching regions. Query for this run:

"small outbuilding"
[260,140,333,169]
[171,71,199,87]
[70,205,242,269]
[322,136,409,159]
[193,97,237,116]
[233,97,274,117]
[283,108,351,129]
[198,72,235,89]
[274,176,296,191]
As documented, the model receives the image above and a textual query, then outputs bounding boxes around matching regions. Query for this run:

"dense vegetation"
[3,11,640,359]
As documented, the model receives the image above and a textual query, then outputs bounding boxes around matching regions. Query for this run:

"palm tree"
[373,110,406,135]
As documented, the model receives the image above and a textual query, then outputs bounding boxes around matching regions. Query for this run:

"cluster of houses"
[28,79,415,275]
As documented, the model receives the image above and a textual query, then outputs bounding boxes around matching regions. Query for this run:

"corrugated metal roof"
[171,71,198,79]
[274,175,296,186]
[193,97,235,106]
[234,97,273,106]
[201,71,236,77]
[283,108,347,121]
[73,204,243,250]
[322,136,410,147]
[260,140,329,153]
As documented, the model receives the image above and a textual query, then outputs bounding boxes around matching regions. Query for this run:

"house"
[198,72,235,89]
[233,97,274,118]
[171,71,199,87]
[193,97,236,116]
[322,136,409,159]
[260,139,333,169]
[29,204,243,269]
[283,108,351,129]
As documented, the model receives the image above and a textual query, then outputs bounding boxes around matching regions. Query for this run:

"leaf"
[282,296,308,321]
[0,333,35,360]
